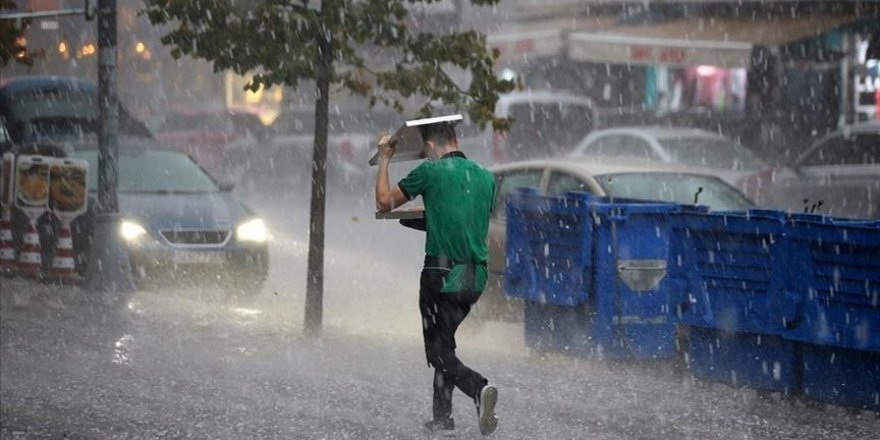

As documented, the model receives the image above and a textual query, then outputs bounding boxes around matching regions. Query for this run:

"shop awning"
[487,29,565,61]
[488,14,861,68]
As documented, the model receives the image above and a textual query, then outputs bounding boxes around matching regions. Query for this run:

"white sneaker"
[477,384,498,435]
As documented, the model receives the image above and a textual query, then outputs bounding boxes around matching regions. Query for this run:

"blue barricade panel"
[506,190,685,360]
[785,215,880,352]
[669,209,790,335]
[505,188,592,306]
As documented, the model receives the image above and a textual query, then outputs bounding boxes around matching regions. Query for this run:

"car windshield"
[798,132,880,166]
[657,136,765,171]
[597,172,754,211]
[74,149,219,194]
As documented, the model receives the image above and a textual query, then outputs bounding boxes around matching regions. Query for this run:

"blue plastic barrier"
[669,209,791,334]
[668,209,798,392]
[506,189,685,360]
[800,344,880,411]
[784,215,880,410]
[687,326,800,395]
[784,214,880,352]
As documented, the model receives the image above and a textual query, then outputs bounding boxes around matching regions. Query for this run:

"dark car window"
[75,149,219,193]
[597,172,753,211]
[0,79,153,144]
[493,169,543,218]
[547,171,592,196]
[799,133,880,167]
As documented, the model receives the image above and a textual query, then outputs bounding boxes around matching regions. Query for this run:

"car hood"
[118,192,252,231]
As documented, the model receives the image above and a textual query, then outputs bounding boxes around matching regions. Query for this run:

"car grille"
[160,229,230,246]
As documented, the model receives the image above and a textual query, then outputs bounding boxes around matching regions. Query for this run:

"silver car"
[763,122,880,219]
[476,156,755,323]
[568,126,776,203]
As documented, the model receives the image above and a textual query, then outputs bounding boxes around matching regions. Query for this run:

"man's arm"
[375,134,409,213]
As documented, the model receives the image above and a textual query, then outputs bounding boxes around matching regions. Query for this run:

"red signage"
[26,0,58,11]
[630,45,687,63]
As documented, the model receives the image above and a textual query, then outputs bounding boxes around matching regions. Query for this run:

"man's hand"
[377,132,396,161]
[375,131,408,213]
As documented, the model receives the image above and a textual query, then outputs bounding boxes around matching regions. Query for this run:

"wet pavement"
[2,275,878,440]
[2,189,879,439]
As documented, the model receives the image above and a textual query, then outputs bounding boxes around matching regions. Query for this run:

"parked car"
[568,126,783,203]
[152,108,269,183]
[477,156,755,322]
[0,75,152,154]
[763,122,880,219]
[458,90,597,167]
[8,138,269,294]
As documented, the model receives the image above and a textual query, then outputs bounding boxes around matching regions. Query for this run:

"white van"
[459,90,597,167]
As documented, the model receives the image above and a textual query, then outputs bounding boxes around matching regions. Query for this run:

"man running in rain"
[375,118,498,435]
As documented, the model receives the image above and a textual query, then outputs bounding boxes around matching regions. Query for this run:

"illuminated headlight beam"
[236,218,269,243]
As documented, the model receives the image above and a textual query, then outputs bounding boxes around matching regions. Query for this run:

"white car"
[458,90,597,167]
[763,122,880,219]
[568,126,778,203]
[476,156,755,322]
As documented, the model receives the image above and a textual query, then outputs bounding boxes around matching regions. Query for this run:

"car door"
[793,131,880,218]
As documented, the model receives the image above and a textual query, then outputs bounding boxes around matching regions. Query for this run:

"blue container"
[686,326,800,393]
[784,215,880,352]
[505,188,592,306]
[783,215,880,410]
[801,343,880,411]
[507,190,683,360]
[668,209,793,335]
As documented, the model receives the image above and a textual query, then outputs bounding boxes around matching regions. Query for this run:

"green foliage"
[142,0,514,130]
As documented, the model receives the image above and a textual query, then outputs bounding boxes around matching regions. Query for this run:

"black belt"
[423,255,487,270]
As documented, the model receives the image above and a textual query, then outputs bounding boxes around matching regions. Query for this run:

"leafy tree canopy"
[143,0,514,130]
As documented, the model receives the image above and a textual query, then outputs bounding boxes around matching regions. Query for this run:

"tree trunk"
[304,29,331,337]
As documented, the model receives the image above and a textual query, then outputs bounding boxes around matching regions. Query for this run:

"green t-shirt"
[398,151,495,293]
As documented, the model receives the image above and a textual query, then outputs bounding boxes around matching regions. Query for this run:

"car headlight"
[120,220,147,242]
[236,218,268,243]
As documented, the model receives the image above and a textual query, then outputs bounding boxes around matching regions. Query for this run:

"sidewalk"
[2,275,879,439]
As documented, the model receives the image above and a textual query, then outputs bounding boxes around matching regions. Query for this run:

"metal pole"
[97,0,118,213]
[88,0,134,300]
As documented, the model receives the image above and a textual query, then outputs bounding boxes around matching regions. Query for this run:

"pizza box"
[368,114,463,166]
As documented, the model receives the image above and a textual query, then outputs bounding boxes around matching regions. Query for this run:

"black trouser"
[419,255,488,421]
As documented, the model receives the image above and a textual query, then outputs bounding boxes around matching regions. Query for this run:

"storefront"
[486,10,877,157]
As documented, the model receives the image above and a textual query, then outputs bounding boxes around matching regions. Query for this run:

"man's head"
[419,122,459,160]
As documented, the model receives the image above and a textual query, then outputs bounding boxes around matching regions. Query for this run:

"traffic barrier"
[783,214,879,410]
[800,344,879,411]
[667,209,801,393]
[0,214,16,272]
[49,223,76,282]
[506,189,690,360]
[17,221,42,276]
[686,326,800,395]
